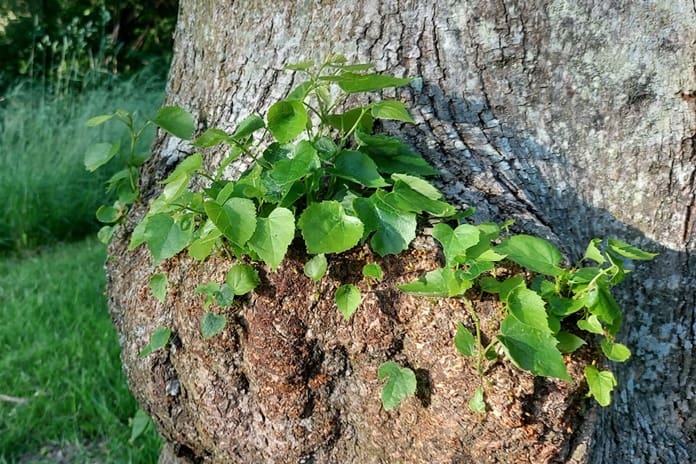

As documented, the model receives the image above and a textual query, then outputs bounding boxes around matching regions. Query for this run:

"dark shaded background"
[0,0,178,91]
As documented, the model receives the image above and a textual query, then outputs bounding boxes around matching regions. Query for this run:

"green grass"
[0,239,162,463]
[0,72,163,251]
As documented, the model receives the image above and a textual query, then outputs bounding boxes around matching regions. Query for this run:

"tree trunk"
[107,1,696,463]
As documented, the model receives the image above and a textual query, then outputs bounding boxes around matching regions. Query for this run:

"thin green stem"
[170,203,205,215]
[461,297,485,376]
[197,171,216,183]
[337,107,368,151]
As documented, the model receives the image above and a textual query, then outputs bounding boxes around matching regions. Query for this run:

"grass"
[0,69,166,462]
[0,71,163,251]
[0,239,162,463]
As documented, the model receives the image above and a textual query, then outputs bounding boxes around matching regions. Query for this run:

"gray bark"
[110,1,696,462]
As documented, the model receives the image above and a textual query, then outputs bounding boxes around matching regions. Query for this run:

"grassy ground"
[0,72,165,462]
[0,239,162,463]
[0,73,162,251]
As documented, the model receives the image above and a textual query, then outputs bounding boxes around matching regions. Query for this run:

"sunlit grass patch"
[0,73,163,251]
[0,239,161,462]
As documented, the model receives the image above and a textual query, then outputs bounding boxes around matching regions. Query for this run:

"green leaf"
[232,114,265,140]
[377,361,417,411]
[148,177,188,216]
[86,114,114,127]
[386,174,457,217]
[588,284,621,327]
[204,198,257,246]
[547,296,585,317]
[267,100,308,143]
[457,260,495,281]
[362,263,384,280]
[117,184,138,204]
[584,366,617,407]
[84,142,120,172]
[97,225,116,244]
[211,180,236,205]
[335,284,362,320]
[304,254,328,282]
[399,267,471,297]
[605,251,627,285]
[506,286,551,333]
[465,223,505,261]
[479,276,525,301]
[214,284,235,307]
[298,201,364,254]
[128,409,152,444]
[354,131,438,176]
[390,174,441,200]
[584,287,600,307]
[150,154,201,214]
[129,216,148,250]
[233,164,267,199]
[138,326,171,358]
[600,339,631,362]
[143,214,193,264]
[201,312,227,339]
[106,168,131,190]
[498,315,570,380]
[556,332,586,353]
[371,101,415,123]
[432,223,480,265]
[188,223,222,261]
[383,182,457,218]
[353,130,414,156]
[226,264,260,295]
[328,62,374,72]
[468,386,486,413]
[149,273,168,303]
[284,60,314,71]
[286,81,313,101]
[163,153,202,184]
[128,409,152,445]
[247,207,295,269]
[193,128,229,147]
[495,234,564,276]
[96,205,120,223]
[313,136,338,160]
[195,282,223,309]
[584,238,606,264]
[568,267,602,285]
[331,150,388,187]
[152,106,195,140]
[326,107,373,134]
[607,239,658,261]
[354,194,416,256]
[455,323,476,357]
[577,315,604,335]
[331,73,413,93]
[270,140,320,186]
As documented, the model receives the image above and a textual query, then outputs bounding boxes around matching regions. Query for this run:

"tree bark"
[108,1,696,463]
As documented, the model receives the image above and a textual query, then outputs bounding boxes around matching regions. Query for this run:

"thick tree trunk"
[108,1,696,463]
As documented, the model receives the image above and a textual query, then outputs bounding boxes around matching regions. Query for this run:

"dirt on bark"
[107,232,593,464]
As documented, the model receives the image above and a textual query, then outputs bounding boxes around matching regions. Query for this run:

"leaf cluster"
[84,109,161,243]
[87,56,657,413]
[401,226,656,408]
[127,57,452,273]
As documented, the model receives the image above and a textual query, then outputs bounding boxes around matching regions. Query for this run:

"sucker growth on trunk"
[101,2,696,463]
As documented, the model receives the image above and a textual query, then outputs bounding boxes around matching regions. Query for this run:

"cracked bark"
[107,1,696,463]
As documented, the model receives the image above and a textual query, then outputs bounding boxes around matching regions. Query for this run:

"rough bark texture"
[107,1,696,463]
[110,237,591,463]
